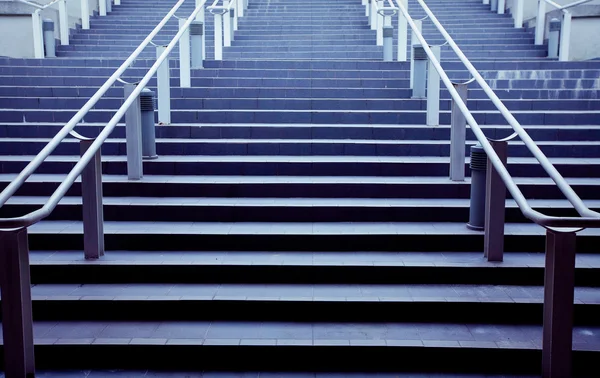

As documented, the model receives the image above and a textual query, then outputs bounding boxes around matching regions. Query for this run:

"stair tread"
[19,283,600,304]
[25,221,600,236]
[3,320,599,350]
[7,196,600,208]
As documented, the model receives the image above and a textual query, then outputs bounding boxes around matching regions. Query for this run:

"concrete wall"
[567,16,600,60]
[0,15,35,58]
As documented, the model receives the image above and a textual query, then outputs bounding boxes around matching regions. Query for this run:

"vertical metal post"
[558,12,571,62]
[191,21,204,69]
[106,0,111,13]
[124,83,143,180]
[370,0,377,29]
[483,140,507,262]
[410,19,422,89]
[198,5,206,60]
[59,0,69,45]
[80,139,105,259]
[450,82,468,181]
[426,45,441,126]
[99,0,106,16]
[412,45,427,98]
[233,1,238,30]
[514,0,524,28]
[382,15,393,62]
[156,46,172,125]
[32,10,44,59]
[179,18,192,88]
[81,0,90,29]
[535,0,546,45]
[214,12,223,60]
[239,0,245,17]
[542,229,576,378]
[0,229,35,378]
[498,0,505,14]
[376,3,383,46]
[224,1,231,47]
[230,9,235,40]
[397,0,408,62]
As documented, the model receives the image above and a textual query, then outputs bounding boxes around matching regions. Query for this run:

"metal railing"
[17,0,117,58]
[535,0,594,60]
[1,0,209,375]
[208,0,248,60]
[391,0,599,375]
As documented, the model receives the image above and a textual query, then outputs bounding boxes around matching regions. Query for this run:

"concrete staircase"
[0,0,600,376]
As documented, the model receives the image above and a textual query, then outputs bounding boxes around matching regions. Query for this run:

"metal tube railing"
[0,0,199,230]
[396,0,600,228]
[534,0,592,60]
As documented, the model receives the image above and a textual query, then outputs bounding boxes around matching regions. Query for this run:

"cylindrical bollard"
[467,144,487,230]
[42,19,56,58]
[230,9,235,41]
[490,0,498,11]
[140,88,157,160]
[383,25,393,62]
[412,45,427,98]
[190,21,204,69]
[548,18,561,59]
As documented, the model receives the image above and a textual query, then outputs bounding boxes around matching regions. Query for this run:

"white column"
[535,0,546,45]
[81,0,90,29]
[99,0,107,16]
[498,0,505,14]
[32,10,44,59]
[156,46,172,124]
[514,0,524,28]
[370,0,376,29]
[410,19,422,89]
[59,0,69,45]
[224,1,231,47]
[234,0,239,30]
[199,6,206,60]
[426,46,441,126]
[397,0,408,62]
[558,12,571,61]
[214,12,223,60]
[115,0,120,4]
[179,18,191,88]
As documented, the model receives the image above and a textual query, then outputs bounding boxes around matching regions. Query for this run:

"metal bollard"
[467,144,486,230]
[412,45,427,98]
[191,21,204,69]
[140,88,157,160]
[383,25,393,62]
[42,19,56,58]
[490,0,498,12]
[548,18,561,59]
[230,9,235,41]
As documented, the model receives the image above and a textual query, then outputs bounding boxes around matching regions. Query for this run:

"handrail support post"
[450,82,468,181]
[224,1,232,47]
[542,229,576,378]
[382,15,393,61]
[397,0,408,62]
[370,0,377,29]
[179,18,192,88]
[59,0,69,45]
[32,10,44,58]
[124,83,144,180]
[214,11,224,60]
[80,0,90,29]
[535,0,546,45]
[410,19,422,89]
[559,11,572,61]
[426,45,441,126]
[484,139,507,262]
[0,229,35,378]
[514,0,524,27]
[498,0,505,14]
[80,139,105,259]
[99,0,107,16]
[156,46,172,124]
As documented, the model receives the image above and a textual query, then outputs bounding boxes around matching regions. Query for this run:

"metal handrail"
[0,0,209,230]
[16,0,61,9]
[396,0,600,229]
[545,0,593,11]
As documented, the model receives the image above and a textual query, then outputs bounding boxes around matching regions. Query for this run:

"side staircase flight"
[0,0,600,377]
